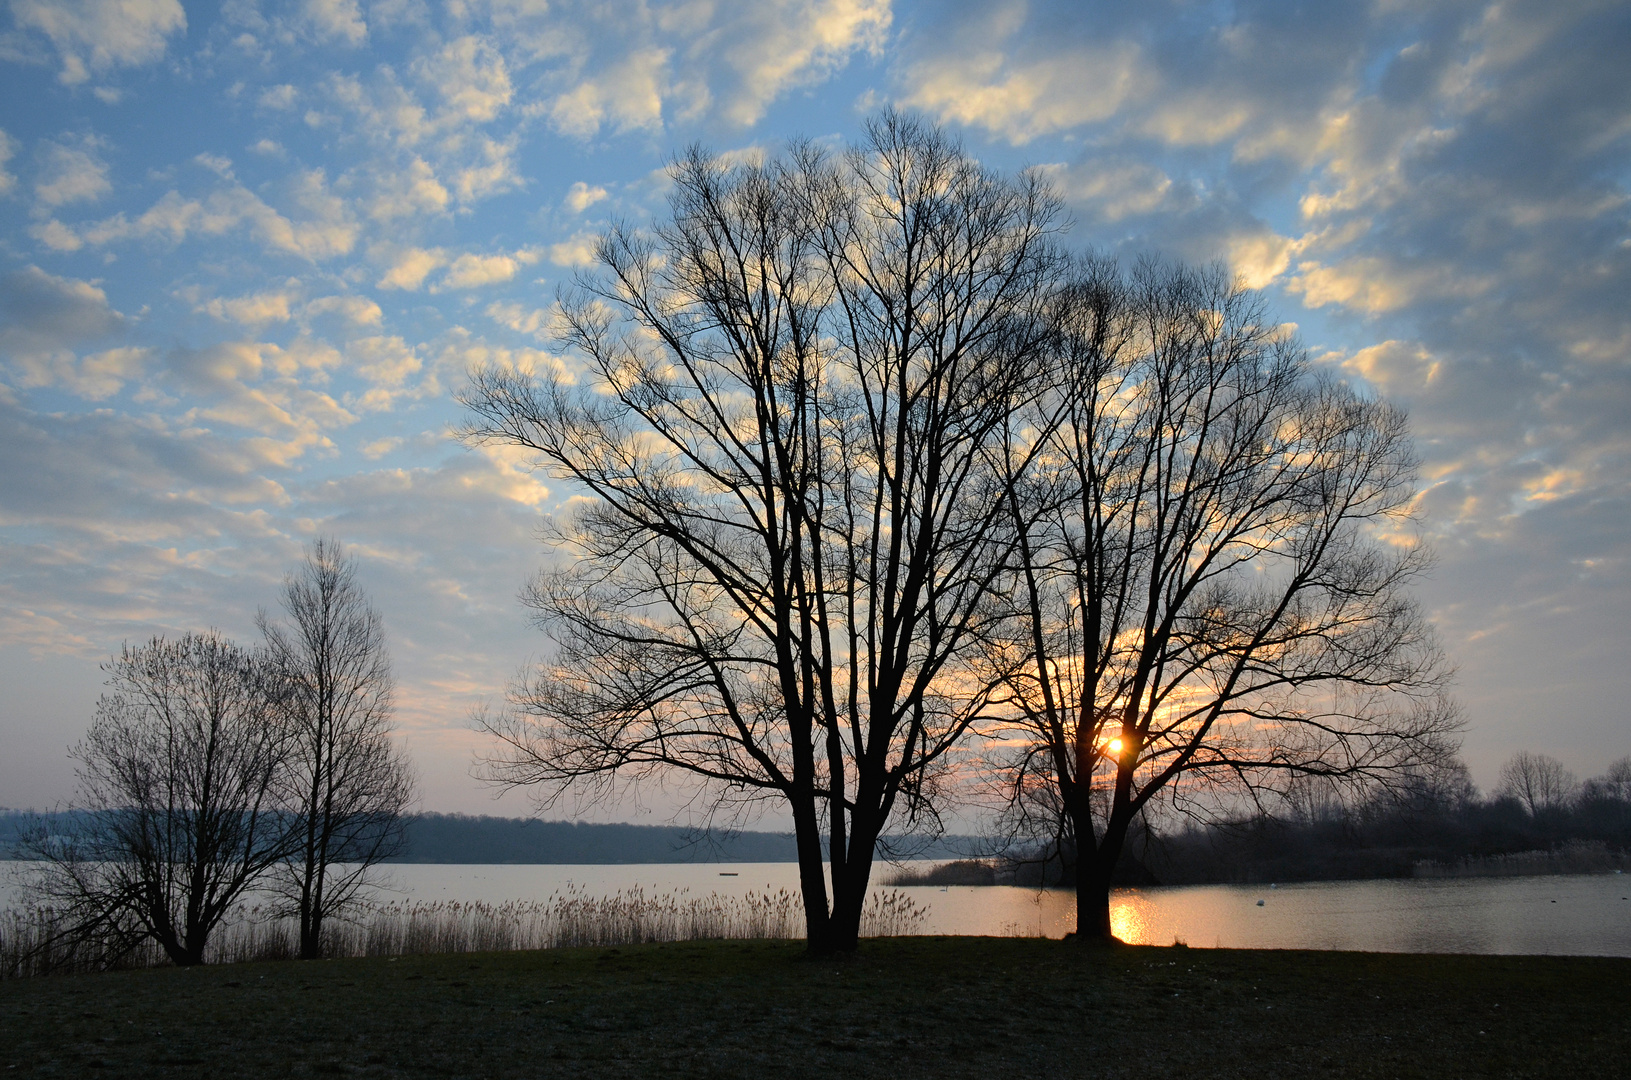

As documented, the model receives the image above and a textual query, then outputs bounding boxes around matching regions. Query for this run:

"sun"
[1107,738,1123,756]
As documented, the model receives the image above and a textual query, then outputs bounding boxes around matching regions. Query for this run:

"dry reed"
[1413,840,1631,878]
[2,886,929,977]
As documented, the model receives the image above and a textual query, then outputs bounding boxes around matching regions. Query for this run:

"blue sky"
[1,0,1627,817]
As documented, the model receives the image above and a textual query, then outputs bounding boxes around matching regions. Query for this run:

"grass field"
[4,938,1628,1078]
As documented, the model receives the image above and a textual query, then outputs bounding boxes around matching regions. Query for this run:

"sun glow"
[1107,738,1123,756]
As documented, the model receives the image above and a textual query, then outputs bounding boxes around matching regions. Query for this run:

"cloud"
[0,265,145,399]
[431,249,541,292]
[447,136,521,201]
[1039,159,1175,223]
[366,156,450,220]
[202,287,298,327]
[359,435,403,459]
[548,46,669,138]
[9,0,186,84]
[0,265,124,342]
[896,2,1145,144]
[470,0,888,139]
[682,0,892,127]
[59,169,359,260]
[344,335,425,411]
[546,233,597,267]
[485,300,556,337]
[376,247,446,290]
[305,294,383,326]
[258,84,299,110]
[412,35,512,123]
[299,0,367,45]
[0,129,18,197]
[563,180,607,213]
[33,135,112,211]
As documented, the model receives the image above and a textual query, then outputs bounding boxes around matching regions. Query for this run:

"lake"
[364,862,1631,956]
[7,861,1628,956]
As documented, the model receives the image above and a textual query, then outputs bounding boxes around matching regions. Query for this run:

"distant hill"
[0,809,979,865]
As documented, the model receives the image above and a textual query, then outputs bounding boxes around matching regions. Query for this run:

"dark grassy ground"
[4,938,1627,1078]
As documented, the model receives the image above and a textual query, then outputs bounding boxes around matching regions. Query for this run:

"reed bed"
[1413,840,1631,878]
[2,886,929,977]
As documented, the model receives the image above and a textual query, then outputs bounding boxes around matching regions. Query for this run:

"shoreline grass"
[3,937,1627,1078]
[2,888,928,977]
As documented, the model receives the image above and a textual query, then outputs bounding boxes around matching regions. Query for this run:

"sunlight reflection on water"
[371,864,1631,954]
[1106,875,1631,956]
[7,861,1626,954]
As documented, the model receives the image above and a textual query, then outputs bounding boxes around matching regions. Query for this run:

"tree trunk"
[300,909,323,960]
[1071,802,1128,943]
[791,797,835,953]
[826,847,875,952]
[1074,860,1116,942]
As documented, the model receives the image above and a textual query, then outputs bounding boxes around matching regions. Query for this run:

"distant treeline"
[0,811,977,866]
[1000,763,1631,888]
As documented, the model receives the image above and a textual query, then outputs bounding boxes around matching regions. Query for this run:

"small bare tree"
[1498,751,1578,818]
[259,538,413,960]
[21,634,292,967]
[990,258,1461,940]
[460,112,1066,952]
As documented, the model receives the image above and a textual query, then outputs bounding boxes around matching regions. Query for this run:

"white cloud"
[0,129,17,197]
[11,344,150,400]
[203,288,298,327]
[1288,257,1497,314]
[485,300,555,337]
[10,0,186,84]
[28,218,83,251]
[0,265,144,399]
[448,136,522,201]
[367,156,450,220]
[33,135,112,211]
[62,170,359,261]
[435,249,539,291]
[498,0,889,138]
[693,0,892,126]
[305,294,383,326]
[548,46,668,138]
[546,233,596,267]
[347,335,422,390]
[299,0,367,45]
[376,247,446,291]
[1041,159,1174,223]
[258,84,299,110]
[563,181,607,213]
[1225,230,1298,291]
[360,435,403,459]
[412,35,512,123]
[897,5,1146,144]
[0,265,126,342]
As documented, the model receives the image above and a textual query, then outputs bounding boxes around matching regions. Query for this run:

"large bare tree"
[1497,751,1578,818]
[259,538,413,960]
[22,633,293,967]
[460,113,1067,951]
[990,258,1461,940]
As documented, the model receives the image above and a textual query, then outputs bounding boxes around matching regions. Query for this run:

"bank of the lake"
[4,938,1627,1078]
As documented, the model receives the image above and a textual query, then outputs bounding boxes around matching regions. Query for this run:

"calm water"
[365,863,1631,956]
[8,861,1628,955]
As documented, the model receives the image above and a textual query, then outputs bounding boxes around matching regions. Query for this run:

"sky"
[0,0,1627,820]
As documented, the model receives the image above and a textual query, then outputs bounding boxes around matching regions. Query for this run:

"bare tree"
[459,112,1066,952]
[259,538,413,960]
[1584,756,1631,802]
[21,634,292,967]
[989,258,1461,940]
[1498,751,1578,818]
